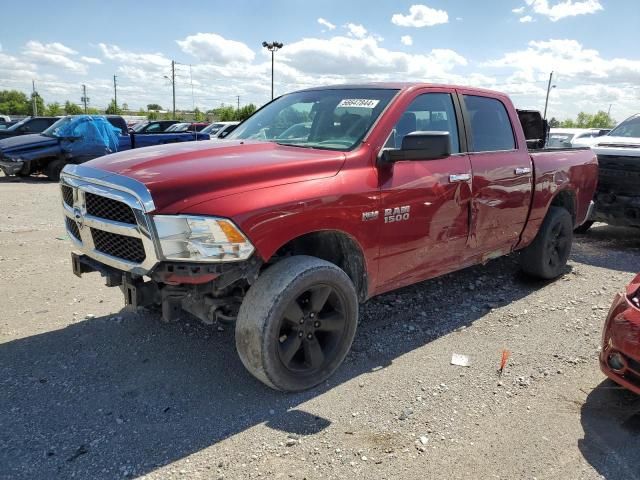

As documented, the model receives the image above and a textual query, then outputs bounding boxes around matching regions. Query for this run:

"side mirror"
[379,131,451,165]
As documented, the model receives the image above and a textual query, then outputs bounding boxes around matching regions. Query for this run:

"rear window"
[547,133,575,148]
[463,95,515,152]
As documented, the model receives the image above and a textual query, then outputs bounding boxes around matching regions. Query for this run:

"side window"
[385,93,460,153]
[28,119,49,132]
[463,95,515,152]
[145,123,162,133]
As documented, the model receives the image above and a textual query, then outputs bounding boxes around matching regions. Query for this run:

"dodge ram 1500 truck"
[577,113,640,232]
[0,115,209,181]
[61,83,597,391]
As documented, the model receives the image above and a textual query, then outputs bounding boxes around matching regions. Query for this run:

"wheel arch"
[549,188,577,226]
[266,230,369,303]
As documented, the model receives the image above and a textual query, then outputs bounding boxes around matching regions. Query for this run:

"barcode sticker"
[337,99,380,108]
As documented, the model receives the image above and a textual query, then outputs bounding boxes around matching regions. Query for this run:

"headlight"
[153,215,255,262]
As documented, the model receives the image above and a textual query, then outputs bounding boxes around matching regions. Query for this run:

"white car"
[591,114,640,157]
[201,121,240,140]
[547,128,610,148]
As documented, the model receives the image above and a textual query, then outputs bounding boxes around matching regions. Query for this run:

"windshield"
[42,117,74,137]
[131,122,148,132]
[608,115,640,138]
[227,88,399,150]
[6,118,29,131]
[547,133,575,148]
[201,123,225,135]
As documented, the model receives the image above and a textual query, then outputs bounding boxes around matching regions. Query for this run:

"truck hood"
[87,140,346,213]
[592,136,640,157]
[0,134,58,156]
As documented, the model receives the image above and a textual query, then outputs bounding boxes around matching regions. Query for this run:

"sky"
[1,0,639,121]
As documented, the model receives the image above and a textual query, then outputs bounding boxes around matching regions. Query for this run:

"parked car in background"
[201,121,240,140]
[0,115,209,180]
[165,122,210,132]
[130,120,179,133]
[0,117,60,138]
[62,83,597,391]
[600,273,640,395]
[547,128,609,148]
[578,114,640,232]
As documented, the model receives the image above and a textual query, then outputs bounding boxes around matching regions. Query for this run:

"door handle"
[449,173,471,183]
[515,167,531,175]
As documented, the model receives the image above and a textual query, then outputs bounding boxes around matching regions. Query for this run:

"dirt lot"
[1,174,639,480]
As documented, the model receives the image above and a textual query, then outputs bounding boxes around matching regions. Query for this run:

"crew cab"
[61,83,597,391]
[579,114,640,232]
[0,115,209,181]
[130,120,180,134]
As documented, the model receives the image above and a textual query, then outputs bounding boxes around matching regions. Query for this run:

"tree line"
[0,90,257,121]
[548,110,617,129]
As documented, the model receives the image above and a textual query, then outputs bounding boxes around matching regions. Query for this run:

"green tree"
[64,101,83,115]
[0,90,31,115]
[147,111,159,120]
[147,103,162,111]
[236,104,257,121]
[588,110,616,128]
[559,119,576,128]
[46,102,62,116]
[105,99,118,114]
[193,107,204,121]
[548,117,560,128]
[86,107,101,115]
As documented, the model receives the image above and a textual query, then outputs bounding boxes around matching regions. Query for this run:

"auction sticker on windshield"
[337,99,380,108]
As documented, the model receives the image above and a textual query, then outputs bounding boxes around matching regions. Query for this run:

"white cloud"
[391,4,449,28]
[99,43,169,67]
[81,56,102,64]
[23,41,86,74]
[525,0,603,21]
[519,15,534,22]
[317,18,336,30]
[512,6,526,13]
[346,23,368,39]
[401,35,413,46]
[280,34,466,77]
[176,33,255,64]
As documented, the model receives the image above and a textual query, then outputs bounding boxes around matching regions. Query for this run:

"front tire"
[235,256,358,391]
[520,206,573,279]
[45,159,66,181]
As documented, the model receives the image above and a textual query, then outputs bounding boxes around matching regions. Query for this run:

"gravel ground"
[1,174,639,480]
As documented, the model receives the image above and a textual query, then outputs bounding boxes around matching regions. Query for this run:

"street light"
[262,41,284,100]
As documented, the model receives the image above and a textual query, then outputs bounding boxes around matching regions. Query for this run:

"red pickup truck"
[61,83,597,391]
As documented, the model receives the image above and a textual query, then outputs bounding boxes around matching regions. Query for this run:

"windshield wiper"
[274,141,316,149]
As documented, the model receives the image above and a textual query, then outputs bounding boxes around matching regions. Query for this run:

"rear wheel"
[235,256,358,391]
[520,206,573,279]
[45,159,66,181]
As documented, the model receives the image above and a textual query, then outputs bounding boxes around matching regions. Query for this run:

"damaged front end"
[593,155,640,227]
[600,273,640,395]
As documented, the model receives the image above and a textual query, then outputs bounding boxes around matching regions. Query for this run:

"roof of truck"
[298,82,507,97]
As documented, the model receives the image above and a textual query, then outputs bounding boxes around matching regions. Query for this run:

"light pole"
[543,71,556,120]
[262,41,284,100]
[164,60,176,118]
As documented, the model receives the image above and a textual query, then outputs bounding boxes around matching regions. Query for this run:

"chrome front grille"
[86,192,137,224]
[91,228,146,263]
[60,165,159,275]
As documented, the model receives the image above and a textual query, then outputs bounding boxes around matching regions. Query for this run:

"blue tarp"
[54,115,121,154]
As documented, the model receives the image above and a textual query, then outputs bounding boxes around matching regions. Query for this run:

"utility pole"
[237,95,240,111]
[172,60,176,119]
[113,75,118,113]
[31,80,38,116]
[543,71,553,120]
[262,41,284,100]
[607,103,612,116]
[81,84,89,113]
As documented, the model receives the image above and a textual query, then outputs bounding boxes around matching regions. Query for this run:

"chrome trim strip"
[61,164,156,212]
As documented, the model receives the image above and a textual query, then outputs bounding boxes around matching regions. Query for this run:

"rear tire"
[235,256,358,391]
[45,159,66,181]
[520,206,573,279]
[574,220,594,234]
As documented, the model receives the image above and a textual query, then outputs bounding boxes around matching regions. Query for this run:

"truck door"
[377,91,472,291]
[459,92,533,254]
